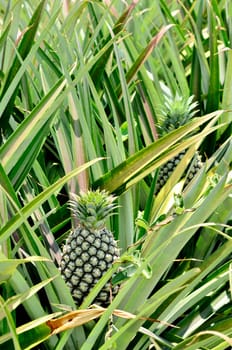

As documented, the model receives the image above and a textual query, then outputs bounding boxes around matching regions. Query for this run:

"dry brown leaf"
[47,308,105,334]
[46,306,177,335]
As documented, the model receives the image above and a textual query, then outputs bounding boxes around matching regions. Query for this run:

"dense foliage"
[0,1,231,349]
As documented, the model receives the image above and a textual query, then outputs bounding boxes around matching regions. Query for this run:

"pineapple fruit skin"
[60,227,119,306]
[155,150,203,194]
[60,190,120,306]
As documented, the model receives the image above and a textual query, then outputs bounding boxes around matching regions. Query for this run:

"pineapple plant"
[60,190,120,306]
[155,94,203,194]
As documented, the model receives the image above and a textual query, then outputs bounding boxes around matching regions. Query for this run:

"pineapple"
[155,94,203,194]
[60,190,119,306]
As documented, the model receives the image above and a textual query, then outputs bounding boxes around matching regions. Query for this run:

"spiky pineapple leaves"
[123,24,174,96]
[0,1,46,135]
[89,0,173,92]
[89,0,140,87]
[0,63,77,189]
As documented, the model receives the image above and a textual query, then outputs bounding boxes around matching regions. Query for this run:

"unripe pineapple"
[60,190,119,306]
[155,94,203,194]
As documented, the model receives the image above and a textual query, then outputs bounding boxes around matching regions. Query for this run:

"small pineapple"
[60,190,119,306]
[155,94,203,194]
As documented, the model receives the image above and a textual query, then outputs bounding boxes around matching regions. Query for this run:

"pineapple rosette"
[60,190,119,306]
[155,94,203,194]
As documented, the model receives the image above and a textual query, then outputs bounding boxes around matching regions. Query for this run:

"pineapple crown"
[69,189,117,230]
[159,94,198,135]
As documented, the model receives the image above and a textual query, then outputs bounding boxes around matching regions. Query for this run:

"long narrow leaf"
[0,158,102,244]
[0,0,46,128]
[94,111,223,193]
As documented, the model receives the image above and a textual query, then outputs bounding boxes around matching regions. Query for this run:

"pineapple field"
[0,0,232,349]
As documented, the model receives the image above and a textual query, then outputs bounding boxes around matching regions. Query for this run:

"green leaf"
[0,313,59,349]
[0,276,56,321]
[94,111,224,194]
[90,0,139,86]
[0,256,50,283]
[0,158,102,244]
[0,0,46,129]
[0,69,74,188]
[0,19,11,53]
[219,49,232,140]
[122,25,174,95]
[0,295,21,350]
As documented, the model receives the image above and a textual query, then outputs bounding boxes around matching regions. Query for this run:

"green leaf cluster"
[0,1,231,349]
